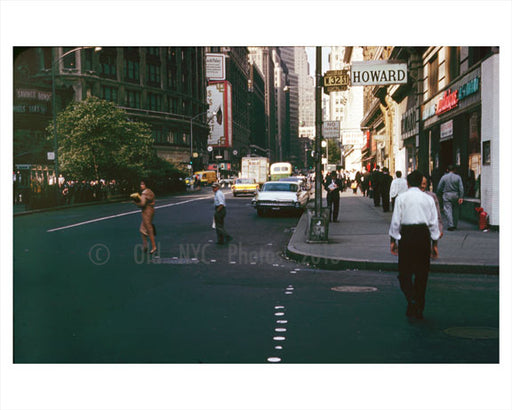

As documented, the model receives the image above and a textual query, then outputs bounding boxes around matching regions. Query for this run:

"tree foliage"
[48,96,154,183]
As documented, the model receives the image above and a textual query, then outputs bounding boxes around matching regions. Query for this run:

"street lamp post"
[51,46,101,188]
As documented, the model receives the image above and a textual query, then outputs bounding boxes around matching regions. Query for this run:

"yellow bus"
[270,162,292,181]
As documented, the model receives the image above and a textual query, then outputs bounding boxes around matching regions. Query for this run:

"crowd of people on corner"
[14,176,130,210]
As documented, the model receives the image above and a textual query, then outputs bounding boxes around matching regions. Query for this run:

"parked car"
[231,178,259,197]
[280,176,312,200]
[252,181,309,216]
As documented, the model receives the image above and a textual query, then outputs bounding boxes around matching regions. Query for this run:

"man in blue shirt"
[212,182,232,245]
[436,165,464,231]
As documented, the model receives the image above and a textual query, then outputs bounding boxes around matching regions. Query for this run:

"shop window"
[466,111,481,198]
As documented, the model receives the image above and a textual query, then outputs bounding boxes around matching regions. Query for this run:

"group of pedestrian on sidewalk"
[322,164,465,320]
[388,165,465,320]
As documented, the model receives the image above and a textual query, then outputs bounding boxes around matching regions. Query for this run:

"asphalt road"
[13,189,499,364]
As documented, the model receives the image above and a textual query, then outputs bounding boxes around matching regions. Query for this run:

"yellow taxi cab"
[231,178,259,197]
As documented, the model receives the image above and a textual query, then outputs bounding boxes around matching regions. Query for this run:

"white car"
[252,181,309,216]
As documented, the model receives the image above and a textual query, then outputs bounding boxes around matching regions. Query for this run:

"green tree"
[328,139,341,164]
[48,96,153,183]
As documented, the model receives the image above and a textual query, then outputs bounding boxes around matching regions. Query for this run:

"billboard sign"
[207,81,232,148]
[351,61,407,86]
[206,53,226,81]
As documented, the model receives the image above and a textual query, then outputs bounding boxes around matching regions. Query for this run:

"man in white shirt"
[212,182,232,245]
[389,170,440,319]
[389,170,408,211]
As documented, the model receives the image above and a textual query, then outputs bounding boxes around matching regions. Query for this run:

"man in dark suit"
[380,167,393,212]
[370,165,383,206]
[323,170,342,222]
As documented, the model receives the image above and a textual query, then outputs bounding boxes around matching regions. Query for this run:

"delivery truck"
[241,156,269,186]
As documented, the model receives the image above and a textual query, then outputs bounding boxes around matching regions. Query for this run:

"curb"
[286,212,499,275]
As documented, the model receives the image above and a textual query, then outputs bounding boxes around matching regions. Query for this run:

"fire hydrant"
[475,207,489,231]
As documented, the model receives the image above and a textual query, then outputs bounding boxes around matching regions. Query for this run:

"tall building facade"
[247,47,277,162]
[279,47,301,167]
[206,47,251,175]
[360,46,499,226]
[328,46,365,171]
[272,48,291,162]
[14,46,209,179]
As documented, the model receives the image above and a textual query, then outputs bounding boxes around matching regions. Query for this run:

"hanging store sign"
[350,61,407,86]
[440,120,454,141]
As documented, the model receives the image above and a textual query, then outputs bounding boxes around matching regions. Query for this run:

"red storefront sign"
[435,89,459,115]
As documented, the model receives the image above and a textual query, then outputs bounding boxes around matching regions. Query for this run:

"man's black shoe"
[406,302,416,317]
[447,227,456,231]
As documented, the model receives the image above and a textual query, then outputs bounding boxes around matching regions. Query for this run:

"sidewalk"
[287,191,499,274]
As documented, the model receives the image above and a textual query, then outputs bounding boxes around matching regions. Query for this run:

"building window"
[83,48,93,72]
[428,54,439,97]
[99,48,117,79]
[124,59,139,83]
[147,63,161,86]
[147,47,160,57]
[148,93,162,111]
[101,86,118,103]
[468,47,493,67]
[446,47,460,83]
[62,47,78,69]
[168,96,178,113]
[126,89,141,108]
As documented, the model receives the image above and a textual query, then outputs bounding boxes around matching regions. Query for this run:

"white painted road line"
[47,196,212,232]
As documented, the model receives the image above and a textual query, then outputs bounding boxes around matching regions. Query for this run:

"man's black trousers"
[398,224,431,313]
[327,193,340,221]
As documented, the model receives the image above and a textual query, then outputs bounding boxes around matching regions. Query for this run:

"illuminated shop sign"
[435,89,458,115]
[458,77,479,100]
[422,77,480,121]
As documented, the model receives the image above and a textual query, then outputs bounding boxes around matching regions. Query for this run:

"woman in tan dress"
[135,181,157,254]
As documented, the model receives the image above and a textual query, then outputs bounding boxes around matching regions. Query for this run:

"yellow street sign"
[323,70,350,93]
